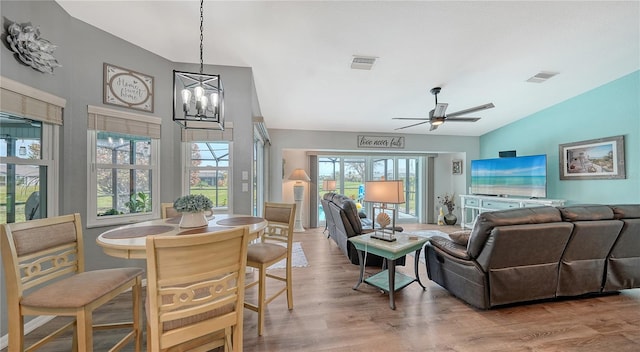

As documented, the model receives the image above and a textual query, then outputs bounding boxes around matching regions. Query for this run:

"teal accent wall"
[480,70,639,204]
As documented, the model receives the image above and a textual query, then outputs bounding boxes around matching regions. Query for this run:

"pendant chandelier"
[173,0,224,130]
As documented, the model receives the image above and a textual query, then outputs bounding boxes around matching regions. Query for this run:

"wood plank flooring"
[4,224,640,351]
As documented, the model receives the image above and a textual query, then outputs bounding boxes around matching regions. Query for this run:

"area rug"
[268,242,309,269]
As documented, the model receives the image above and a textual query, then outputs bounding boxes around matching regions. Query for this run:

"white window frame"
[0,76,64,224]
[0,121,59,222]
[86,106,161,228]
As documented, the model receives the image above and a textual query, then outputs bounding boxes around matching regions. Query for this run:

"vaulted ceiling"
[56,1,640,136]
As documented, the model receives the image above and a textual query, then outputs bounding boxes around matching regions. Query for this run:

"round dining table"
[97,214,267,259]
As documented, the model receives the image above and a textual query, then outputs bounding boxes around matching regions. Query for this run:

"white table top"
[97,214,267,259]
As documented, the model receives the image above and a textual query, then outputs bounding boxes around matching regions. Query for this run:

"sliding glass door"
[317,155,423,225]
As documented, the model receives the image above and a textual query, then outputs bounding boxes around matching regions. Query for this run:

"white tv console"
[459,194,566,229]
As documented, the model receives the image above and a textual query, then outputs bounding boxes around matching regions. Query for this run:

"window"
[0,117,56,224]
[185,142,230,211]
[1,77,64,225]
[87,106,160,227]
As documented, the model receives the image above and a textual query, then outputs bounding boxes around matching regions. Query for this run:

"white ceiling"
[56,1,640,136]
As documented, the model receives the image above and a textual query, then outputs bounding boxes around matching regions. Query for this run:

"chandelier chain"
[199,0,204,75]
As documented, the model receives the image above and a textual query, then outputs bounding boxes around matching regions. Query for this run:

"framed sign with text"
[103,63,154,112]
[357,135,405,149]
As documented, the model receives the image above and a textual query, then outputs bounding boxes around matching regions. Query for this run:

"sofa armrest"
[428,236,470,260]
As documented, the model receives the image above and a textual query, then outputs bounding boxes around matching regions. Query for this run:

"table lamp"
[364,180,405,241]
[289,168,310,232]
[322,179,336,192]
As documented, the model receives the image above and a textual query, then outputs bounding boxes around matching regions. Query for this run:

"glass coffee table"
[349,232,429,309]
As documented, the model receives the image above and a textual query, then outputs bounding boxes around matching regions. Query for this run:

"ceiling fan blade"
[392,117,430,121]
[445,117,481,122]
[446,103,495,118]
[394,121,430,130]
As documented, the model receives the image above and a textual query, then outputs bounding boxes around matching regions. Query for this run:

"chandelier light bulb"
[211,92,218,107]
[181,89,192,104]
[194,86,204,99]
[200,95,208,112]
[181,89,192,113]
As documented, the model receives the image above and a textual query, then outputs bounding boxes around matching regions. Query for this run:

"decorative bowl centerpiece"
[173,194,214,228]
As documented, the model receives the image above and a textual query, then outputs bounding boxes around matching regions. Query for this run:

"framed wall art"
[452,159,463,175]
[103,63,154,112]
[559,135,625,180]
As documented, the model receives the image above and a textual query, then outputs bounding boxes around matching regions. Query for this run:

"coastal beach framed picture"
[559,135,625,180]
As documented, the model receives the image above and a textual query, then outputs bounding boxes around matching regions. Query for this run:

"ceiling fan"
[394,87,494,131]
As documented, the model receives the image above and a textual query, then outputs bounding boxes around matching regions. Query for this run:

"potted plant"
[173,194,214,228]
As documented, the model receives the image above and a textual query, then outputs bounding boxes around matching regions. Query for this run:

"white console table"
[459,195,565,229]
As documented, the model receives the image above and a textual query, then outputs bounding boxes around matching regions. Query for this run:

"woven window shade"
[181,126,233,142]
[0,76,66,125]
[87,105,161,139]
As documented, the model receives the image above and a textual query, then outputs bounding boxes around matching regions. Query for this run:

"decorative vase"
[444,213,457,225]
[437,207,445,225]
[179,211,208,228]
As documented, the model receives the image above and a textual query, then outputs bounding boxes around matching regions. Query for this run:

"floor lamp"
[289,168,310,232]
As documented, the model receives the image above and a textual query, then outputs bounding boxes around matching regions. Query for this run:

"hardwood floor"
[5,224,640,351]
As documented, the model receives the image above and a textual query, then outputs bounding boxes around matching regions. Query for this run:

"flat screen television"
[470,154,547,198]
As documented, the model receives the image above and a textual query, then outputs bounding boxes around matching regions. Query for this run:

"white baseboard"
[0,279,147,349]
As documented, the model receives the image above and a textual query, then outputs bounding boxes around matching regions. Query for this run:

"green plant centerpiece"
[173,194,214,228]
[173,194,213,213]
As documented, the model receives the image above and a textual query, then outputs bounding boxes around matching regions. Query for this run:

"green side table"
[349,232,429,309]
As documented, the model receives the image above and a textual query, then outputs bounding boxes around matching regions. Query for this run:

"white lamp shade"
[288,168,310,182]
[364,180,405,204]
[322,180,336,191]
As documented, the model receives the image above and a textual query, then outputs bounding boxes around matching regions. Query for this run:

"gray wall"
[1,0,257,336]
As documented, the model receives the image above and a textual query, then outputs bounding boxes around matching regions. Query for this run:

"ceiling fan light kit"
[394,86,494,131]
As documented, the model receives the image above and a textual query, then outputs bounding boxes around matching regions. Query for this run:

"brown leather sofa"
[322,192,404,266]
[425,204,640,309]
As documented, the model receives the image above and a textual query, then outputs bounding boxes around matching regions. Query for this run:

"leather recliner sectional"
[425,204,640,309]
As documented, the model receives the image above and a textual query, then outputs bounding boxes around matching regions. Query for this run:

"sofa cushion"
[429,236,471,260]
[611,205,640,219]
[449,230,472,246]
[467,206,562,259]
[332,194,363,235]
[559,205,614,221]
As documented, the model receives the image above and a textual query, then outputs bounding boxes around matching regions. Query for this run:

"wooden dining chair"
[0,213,143,352]
[161,202,180,219]
[244,202,296,336]
[146,226,250,352]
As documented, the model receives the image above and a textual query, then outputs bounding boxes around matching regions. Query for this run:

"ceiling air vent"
[351,56,377,70]
[526,71,559,83]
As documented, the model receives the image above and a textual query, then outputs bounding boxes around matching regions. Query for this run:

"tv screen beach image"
[471,155,547,198]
